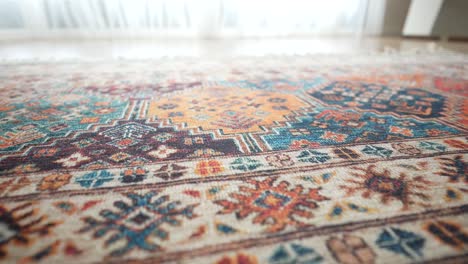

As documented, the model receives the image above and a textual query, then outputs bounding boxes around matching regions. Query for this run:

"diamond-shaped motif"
[152,133,173,142]
[120,207,157,231]
[130,213,150,225]
[109,152,131,163]
[108,137,140,149]
[72,138,97,148]
[101,122,157,139]
[254,191,291,209]
[376,227,425,259]
[80,117,100,124]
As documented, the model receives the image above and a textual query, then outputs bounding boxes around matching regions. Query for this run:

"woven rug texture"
[0,53,467,263]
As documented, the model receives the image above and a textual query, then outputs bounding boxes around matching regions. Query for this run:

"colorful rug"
[0,52,467,263]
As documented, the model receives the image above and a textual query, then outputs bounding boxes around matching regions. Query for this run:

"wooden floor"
[0,37,467,60]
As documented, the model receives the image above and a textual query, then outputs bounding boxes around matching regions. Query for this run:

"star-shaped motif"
[55,152,90,167]
[148,145,178,159]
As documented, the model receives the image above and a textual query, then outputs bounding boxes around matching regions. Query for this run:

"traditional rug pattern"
[0,53,467,263]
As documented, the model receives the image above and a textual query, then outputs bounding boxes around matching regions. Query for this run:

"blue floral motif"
[297,150,330,163]
[230,157,263,171]
[418,141,446,152]
[362,145,393,158]
[75,170,114,188]
[79,191,197,256]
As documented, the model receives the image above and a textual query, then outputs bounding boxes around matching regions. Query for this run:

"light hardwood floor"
[0,37,467,60]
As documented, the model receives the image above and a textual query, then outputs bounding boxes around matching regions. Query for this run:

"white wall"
[403,0,443,36]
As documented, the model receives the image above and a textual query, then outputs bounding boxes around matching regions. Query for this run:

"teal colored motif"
[362,145,393,158]
[376,227,425,259]
[269,243,323,264]
[76,170,114,188]
[230,157,263,171]
[262,108,459,151]
[0,95,128,153]
[79,192,197,256]
[297,150,330,163]
[216,223,238,234]
[418,141,447,152]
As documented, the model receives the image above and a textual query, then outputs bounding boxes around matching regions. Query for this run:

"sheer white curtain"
[0,0,371,39]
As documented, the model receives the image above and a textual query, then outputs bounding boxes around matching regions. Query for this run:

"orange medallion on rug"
[147,86,308,133]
